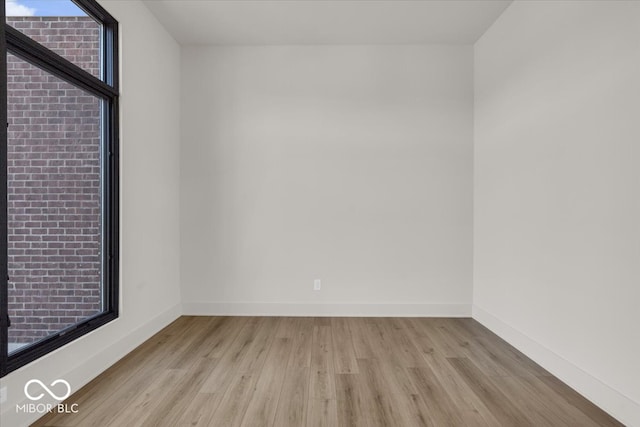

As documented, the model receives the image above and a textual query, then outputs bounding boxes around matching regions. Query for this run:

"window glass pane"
[7,53,103,354]
[5,0,101,79]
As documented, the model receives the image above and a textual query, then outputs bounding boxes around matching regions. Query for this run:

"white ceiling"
[143,0,512,45]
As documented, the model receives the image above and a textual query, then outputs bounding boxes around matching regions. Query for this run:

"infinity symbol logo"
[24,379,72,401]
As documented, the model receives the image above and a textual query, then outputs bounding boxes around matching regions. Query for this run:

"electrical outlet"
[313,279,321,291]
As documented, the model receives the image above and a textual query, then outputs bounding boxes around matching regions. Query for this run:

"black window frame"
[0,0,119,377]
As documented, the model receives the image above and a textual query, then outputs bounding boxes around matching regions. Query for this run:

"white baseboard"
[1,303,182,427]
[182,301,471,317]
[472,305,640,427]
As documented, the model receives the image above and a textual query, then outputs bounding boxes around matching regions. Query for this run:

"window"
[1,0,119,376]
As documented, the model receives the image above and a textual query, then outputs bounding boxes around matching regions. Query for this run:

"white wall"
[181,45,473,316]
[0,1,182,425]
[7,1,637,424]
[474,1,640,425]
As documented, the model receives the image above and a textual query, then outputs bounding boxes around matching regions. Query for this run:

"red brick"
[7,17,102,344]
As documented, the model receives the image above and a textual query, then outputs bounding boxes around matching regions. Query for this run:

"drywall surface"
[181,45,473,315]
[0,1,182,425]
[474,1,640,424]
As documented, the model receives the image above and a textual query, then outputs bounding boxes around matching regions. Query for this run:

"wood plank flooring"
[32,317,623,427]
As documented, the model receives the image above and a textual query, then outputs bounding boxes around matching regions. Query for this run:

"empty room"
[1,0,638,426]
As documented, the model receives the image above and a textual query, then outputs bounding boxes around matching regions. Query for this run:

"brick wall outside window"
[6,17,102,346]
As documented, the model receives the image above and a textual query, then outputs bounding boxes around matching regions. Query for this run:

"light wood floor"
[33,317,622,427]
